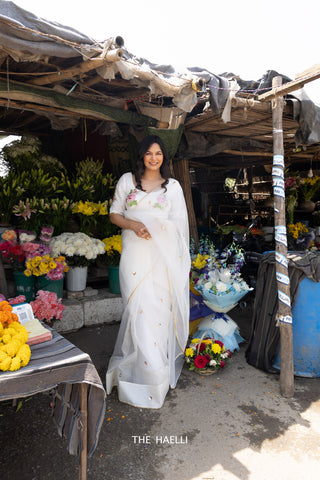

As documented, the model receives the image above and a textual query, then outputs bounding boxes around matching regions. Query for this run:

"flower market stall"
[1,1,320,408]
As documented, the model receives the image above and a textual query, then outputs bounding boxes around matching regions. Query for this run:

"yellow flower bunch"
[191,338,200,343]
[72,200,108,216]
[299,176,320,200]
[24,254,68,277]
[212,343,222,354]
[0,301,31,371]
[185,347,194,357]
[287,222,309,240]
[102,235,122,266]
[191,254,209,270]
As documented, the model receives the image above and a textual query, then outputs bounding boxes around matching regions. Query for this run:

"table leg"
[79,383,88,480]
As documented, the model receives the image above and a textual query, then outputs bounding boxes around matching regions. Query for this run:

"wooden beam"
[0,79,157,127]
[29,50,123,86]
[0,98,92,119]
[231,96,272,112]
[258,65,320,102]
[223,149,273,157]
[295,63,320,80]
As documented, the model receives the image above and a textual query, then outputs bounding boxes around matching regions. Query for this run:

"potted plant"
[49,232,105,291]
[71,200,109,237]
[102,235,122,294]
[299,175,320,212]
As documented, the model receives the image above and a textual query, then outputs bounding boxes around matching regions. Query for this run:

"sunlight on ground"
[189,401,320,480]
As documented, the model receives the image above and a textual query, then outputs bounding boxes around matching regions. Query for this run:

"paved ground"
[1,300,320,480]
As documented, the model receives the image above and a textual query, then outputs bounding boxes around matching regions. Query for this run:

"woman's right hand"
[131,221,151,240]
[110,214,151,240]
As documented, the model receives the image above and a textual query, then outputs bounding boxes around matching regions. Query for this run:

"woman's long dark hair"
[134,135,170,191]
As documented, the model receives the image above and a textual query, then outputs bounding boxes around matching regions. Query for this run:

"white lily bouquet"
[191,237,252,313]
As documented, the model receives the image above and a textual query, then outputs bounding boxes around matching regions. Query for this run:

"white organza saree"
[106,172,190,408]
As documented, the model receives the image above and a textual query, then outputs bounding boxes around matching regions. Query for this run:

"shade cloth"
[0,327,106,457]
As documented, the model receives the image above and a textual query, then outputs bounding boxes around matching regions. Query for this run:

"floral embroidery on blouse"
[153,194,168,209]
[126,189,138,207]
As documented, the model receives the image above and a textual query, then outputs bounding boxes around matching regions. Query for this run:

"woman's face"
[143,143,163,171]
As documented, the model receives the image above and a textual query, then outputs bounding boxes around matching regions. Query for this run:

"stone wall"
[54,287,123,333]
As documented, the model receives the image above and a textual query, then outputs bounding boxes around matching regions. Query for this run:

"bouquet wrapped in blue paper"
[191,237,252,313]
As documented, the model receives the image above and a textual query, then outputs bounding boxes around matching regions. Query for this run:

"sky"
[7,0,320,104]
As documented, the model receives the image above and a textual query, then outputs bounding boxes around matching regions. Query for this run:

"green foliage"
[1,136,65,175]
[0,140,118,238]
[0,171,25,223]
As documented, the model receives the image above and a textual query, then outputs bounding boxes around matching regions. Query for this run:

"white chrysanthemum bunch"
[50,232,105,267]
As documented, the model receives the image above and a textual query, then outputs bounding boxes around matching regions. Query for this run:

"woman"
[106,135,190,408]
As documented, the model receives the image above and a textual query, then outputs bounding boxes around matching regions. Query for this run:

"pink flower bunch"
[8,295,27,305]
[23,242,51,259]
[46,259,68,280]
[30,290,65,325]
[39,226,54,244]
[285,176,297,189]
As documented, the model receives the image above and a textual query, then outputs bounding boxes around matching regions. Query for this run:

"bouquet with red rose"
[185,334,231,374]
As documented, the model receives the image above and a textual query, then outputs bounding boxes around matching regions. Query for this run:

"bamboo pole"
[272,76,294,398]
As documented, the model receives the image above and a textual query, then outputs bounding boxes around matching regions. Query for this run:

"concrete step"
[54,287,123,334]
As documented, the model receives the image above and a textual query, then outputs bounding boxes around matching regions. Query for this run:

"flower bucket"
[66,266,88,292]
[13,271,35,303]
[299,199,315,212]
[107,265,120,294]
[35,276,64,299]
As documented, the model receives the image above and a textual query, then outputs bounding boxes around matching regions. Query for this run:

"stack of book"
[12,303,52,345]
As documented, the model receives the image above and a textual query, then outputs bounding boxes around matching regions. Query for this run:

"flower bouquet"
[49,232,105,267]
[191,238,252,313]
[102,235,122,266]
[185,332,231,375]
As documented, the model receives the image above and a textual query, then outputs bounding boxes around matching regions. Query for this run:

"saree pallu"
[106,174,190,408]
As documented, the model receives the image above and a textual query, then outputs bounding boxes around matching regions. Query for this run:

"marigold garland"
[0,301,31,372]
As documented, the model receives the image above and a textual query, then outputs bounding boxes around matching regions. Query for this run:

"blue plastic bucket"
[273,277,320,377]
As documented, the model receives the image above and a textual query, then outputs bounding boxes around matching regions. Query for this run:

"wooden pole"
[173,158,198,246]
[272,76,294,398]
[79,383,88,480]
